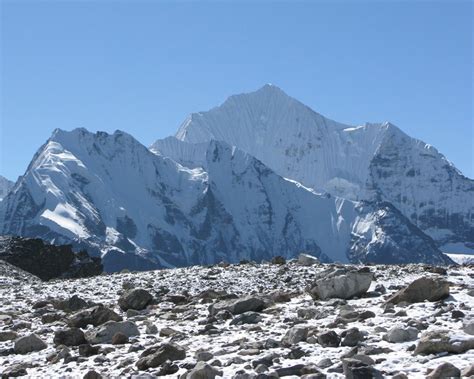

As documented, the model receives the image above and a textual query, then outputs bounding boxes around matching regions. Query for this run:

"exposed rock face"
[14,334,47,354]
[307,267,372,300]
[0,236,102,281]
[387,277,450,304]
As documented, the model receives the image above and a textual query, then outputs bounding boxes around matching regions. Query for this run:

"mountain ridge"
[0,127,452,270]
[156,85,473,253]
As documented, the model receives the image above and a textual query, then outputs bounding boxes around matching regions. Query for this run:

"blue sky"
[1,0,472,180]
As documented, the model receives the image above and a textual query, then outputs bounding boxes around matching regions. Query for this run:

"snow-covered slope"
[0,128,450,271]
[156,84,473,251]
[0,175,13,201]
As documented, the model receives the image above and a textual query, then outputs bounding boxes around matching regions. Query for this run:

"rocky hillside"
[0,258,472,378]
[0,236,102,281]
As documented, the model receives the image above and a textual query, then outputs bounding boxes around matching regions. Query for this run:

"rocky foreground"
[0,257,473,378]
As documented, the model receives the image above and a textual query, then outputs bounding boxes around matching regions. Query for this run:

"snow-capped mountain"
[0,128,450,271]
[0,175,13,201]
[153,84,474,253]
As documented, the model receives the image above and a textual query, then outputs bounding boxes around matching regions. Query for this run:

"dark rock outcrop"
[0,236,102,281]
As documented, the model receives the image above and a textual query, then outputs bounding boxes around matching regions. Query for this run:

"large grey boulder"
[118,289,153,311]
[209,296,265,316]
[414,330,474,355]
[307,267,372,300]
[383,326,418,343]
[387,277,449,304]
[85,321,139,344]
[14,333,47,354]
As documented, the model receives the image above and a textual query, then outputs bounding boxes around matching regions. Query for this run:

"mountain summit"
[153,85,474,253]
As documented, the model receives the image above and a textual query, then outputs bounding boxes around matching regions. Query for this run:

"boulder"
[230,311,263,326]
[317,331,340,347]
[85,321,139,344]
[53,295,89,313]
[136,342,186,370]
[68,305,122,328]
[184,361,223,379]
[209,296,265,316]
[426,362,460,379]
[298,253,320,266]
[414,330,474,355]
[281,326,309,346]
[14,334,47,354]
[462,364,474,377]
[0,331,17,342]
[341,328,364,347]
[118,289,153,311]
[383,326,418,343]
[342,358,378,379]
[307,268,372,300]
[462,319,474,335]
[386,277,449,304]
[53,328,87,346]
